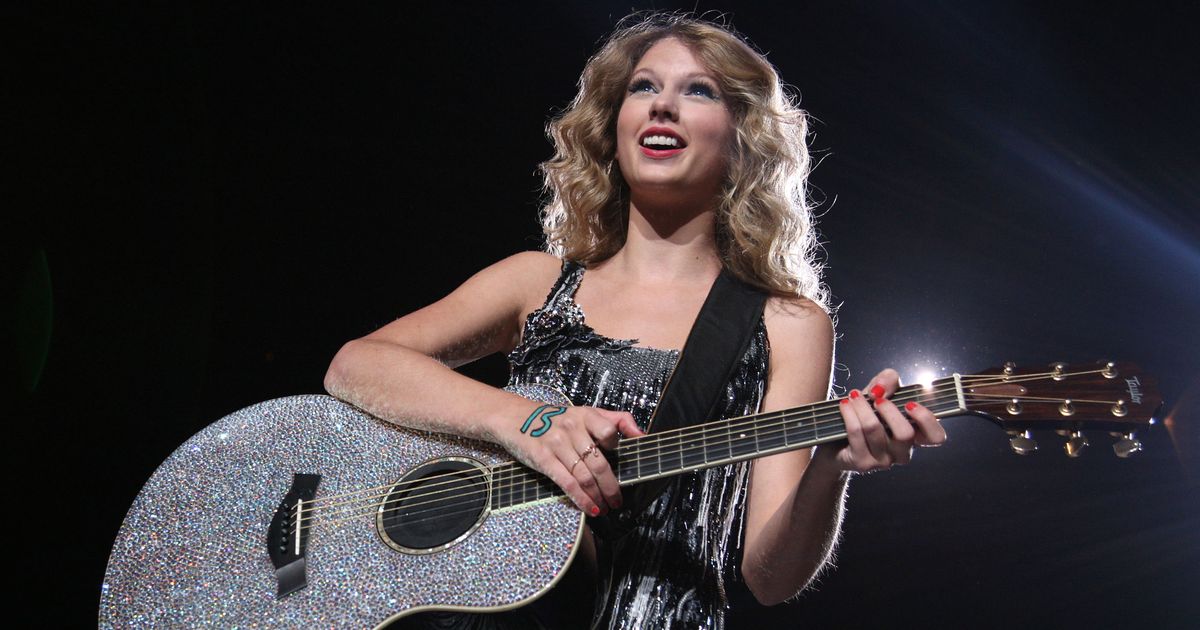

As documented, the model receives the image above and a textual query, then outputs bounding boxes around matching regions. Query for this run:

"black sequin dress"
[507,261,770,630]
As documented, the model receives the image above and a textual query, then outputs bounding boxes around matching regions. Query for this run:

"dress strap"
[538,259,586,309]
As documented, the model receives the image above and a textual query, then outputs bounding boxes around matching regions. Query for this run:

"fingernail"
[871,384,885,400]
[590,506,600,516]
[840,398,849,405]
[849,389,861,400]
[905,401,917,411]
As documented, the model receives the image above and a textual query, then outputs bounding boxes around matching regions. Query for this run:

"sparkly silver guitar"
[100,363,1159,628]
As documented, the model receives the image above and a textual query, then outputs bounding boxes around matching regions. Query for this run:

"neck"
[611,196,721,283]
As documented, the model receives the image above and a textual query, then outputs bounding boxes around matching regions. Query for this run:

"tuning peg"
[1008,430,1038,455]
[1112,433,1143,458]
[1051,362,1066,381]
[1064,431,1089,458]
[1003,362,1016,380]
[1101,361,1118,379]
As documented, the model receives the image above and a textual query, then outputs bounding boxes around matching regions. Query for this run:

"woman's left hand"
[815,368,948,474]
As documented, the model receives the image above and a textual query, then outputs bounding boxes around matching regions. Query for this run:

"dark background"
[10,1,1200,627]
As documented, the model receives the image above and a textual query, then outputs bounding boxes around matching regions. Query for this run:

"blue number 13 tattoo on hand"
[521,405,565,438]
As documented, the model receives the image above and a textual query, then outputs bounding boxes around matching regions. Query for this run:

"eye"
[628,78,656,94]
[687,81,719,99]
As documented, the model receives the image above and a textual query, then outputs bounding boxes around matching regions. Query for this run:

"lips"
[638,126,687,157]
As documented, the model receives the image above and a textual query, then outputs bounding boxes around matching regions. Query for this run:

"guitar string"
[304,387,1070,529]
[303,392,1122,531]
[954,393,1122,405]
[307,410,866,529]
[306,392,1057,531]
[298,408,863,527]
[294,376,975,514]
[291,380,961,522]
[294,368,1089,512]
[289,368,1109,526]
[291,368,1117,525]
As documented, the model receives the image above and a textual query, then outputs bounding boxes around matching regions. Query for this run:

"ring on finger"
[569,457,584,474]
[578,442,600,459]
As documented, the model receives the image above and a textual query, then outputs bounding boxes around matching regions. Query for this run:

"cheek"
[614,103,640,168]
[699,114,735,167]
[615,104,637,149]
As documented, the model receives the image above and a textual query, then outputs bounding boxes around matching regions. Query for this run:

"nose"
[649,90,679,122]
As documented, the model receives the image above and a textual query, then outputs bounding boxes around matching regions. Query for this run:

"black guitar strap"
[593,267,768,539]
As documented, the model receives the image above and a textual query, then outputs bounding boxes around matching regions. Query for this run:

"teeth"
[641,135,680,148]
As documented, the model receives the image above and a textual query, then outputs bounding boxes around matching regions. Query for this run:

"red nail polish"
[590,506,600,516]
[840,398,849,405]
[905,401,917,411]
[871,384,885,400]
[850,389,861,400]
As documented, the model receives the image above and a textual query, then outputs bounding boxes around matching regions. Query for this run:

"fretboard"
[490,375,965,509]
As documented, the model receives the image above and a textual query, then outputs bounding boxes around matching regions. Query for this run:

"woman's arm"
[324,251,642,516]
[740,298,946,605]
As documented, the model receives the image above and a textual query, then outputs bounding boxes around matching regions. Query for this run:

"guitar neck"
[489,376,966,509]
[611,375,966,485]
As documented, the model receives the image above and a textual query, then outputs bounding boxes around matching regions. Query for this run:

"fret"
[617,451,638,482]
[680,432,706,469]
[786,406,823,446]
[707,417,733,464]
[494,466,506,509]
[505,467,516,508]
[658,432,683,474]
[728,423,757,458]
[539,475,557,501]
[756,415,788,452]
[814,406,841,442]
[507,468,518,508]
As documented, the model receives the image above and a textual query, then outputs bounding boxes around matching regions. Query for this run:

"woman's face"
[615,38,734,206]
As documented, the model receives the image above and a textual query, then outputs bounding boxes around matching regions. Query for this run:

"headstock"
[952,361,1162,458]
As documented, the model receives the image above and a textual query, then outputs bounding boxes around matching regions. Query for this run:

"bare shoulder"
[763,294,834,350]
[481,251,562,312]
[759,295,834,414]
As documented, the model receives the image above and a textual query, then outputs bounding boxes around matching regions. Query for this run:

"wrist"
[807,445,853,484]
[483,393,542,444]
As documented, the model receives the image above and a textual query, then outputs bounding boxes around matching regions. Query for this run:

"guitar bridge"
[267,473,321,598]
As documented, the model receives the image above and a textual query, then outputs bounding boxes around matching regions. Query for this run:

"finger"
[568,461,606,514]
[541,455,599,516]
[867,369,901,399]
[904,401,947,446]
[838,393,874,471]
[587,411,626,450]
[874,397,915,465]
[849,389,889,464]
[578,440,622,510]
[548,432,604,511]
[608,410,645,438]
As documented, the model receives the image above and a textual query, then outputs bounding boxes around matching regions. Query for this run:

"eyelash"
[687,81,718,99]
[627,78,720,100]
[628,79,655,94]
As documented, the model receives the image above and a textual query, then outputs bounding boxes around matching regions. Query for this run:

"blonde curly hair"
[540,13,827,310]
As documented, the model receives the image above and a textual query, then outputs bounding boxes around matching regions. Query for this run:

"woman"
[325,14,945,629]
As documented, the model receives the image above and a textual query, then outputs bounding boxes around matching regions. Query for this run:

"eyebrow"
[628,69,719,83]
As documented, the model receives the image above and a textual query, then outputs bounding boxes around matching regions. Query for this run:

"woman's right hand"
[499,403,645,516]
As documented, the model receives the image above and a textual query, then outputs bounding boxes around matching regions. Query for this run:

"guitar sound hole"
[378,458,490,554]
